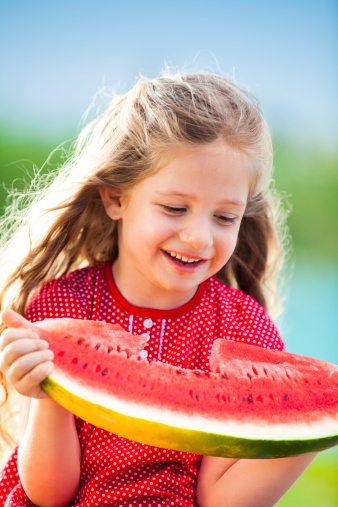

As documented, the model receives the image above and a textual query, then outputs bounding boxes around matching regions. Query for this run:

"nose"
[179,215,213,250]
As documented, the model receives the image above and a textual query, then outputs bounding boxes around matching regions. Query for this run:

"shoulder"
[204,276,266,315]
[204,277,285,351]
[25,263,106,322]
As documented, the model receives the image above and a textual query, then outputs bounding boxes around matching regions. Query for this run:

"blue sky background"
[1,0,337,149]
[0,2,337,366]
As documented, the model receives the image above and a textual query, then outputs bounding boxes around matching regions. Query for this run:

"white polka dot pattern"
[0,263,284,506]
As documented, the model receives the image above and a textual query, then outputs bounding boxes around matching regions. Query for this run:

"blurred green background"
[1,0,337,505]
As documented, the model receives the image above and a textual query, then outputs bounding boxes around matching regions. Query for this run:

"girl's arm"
[196,453,317,507]
[18,397,81,507]
[0,310,81,507]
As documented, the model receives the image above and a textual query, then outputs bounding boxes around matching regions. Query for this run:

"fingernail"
[46,350,54,359]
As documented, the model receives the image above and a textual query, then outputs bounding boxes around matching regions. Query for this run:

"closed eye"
[161,205,186,214]
[215,215,236,224]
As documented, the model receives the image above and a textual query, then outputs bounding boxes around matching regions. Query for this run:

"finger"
[0,338,50,372]
[0,328,39,352]
[14,361,54,398]
[0,309,33,330]
[9,349,54,385]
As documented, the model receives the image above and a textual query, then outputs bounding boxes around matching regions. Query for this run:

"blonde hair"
[0,70,289,455]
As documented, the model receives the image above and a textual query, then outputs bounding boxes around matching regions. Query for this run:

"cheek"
[124,213,174,253]
[145,213,177,238]
[216,227,241,259]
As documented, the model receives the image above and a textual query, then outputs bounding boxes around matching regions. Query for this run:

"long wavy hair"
[0,70,290,458]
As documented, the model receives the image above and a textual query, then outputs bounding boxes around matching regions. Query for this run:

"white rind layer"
[49,368,338,441]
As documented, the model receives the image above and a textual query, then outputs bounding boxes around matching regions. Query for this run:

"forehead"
[132,141,253,207]
[156,140,251,178]
[155,140,254,176]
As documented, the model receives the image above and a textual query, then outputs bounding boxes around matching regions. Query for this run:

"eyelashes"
[215,215,236,224]
[160,205,236,224]
[161,205,186,213]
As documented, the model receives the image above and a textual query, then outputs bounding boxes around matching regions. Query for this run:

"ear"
[98,186,123,220]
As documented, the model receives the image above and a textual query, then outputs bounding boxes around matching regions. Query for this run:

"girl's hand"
[0,309,53,398]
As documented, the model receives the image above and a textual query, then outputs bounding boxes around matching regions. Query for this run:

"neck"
[111,261,197,310]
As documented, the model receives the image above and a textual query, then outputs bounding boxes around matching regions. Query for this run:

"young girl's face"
[101,141,252,310]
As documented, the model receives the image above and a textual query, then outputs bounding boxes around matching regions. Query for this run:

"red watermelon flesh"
[32,318,148,389]
[32,317,148,356]
[209,339,338,425]
[33,318,338,459]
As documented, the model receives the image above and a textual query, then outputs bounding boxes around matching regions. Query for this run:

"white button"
[143,318,153,329]
[139,349,148,358]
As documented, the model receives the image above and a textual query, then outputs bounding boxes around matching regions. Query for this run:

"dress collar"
[104,262,206,319]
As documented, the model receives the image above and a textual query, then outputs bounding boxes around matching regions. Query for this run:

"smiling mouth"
[164,250,203,265]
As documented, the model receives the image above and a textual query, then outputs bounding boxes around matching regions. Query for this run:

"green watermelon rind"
[41,376,338,459]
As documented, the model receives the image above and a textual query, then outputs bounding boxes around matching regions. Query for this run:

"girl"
[0,71,315,506]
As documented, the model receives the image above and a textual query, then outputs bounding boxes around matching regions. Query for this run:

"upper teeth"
[167,251,201,263]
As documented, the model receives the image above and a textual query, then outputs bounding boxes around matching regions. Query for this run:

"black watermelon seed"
[142,383,146,388]
[95,345,99,350]
[247,373,252,380]
[193,370,201,375]
[242,397,246,402]
[204,371,210,376]
[127,353,130,359]
[107,348,112,353]
[176,369,184,374]
[195,394,199,401]
[227,396,231,402]
[221,374,228,379]
[102,369,108,375]
[284,395,289,400]
[137,355,142,360]
[148,359,152,363]
[77,339,83,345]
[248,396,253,402]
[83,363,88,369]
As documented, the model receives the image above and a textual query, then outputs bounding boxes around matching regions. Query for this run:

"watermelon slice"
[32,318,338,459]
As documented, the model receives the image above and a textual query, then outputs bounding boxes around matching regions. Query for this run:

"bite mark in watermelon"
[31,318,338,459]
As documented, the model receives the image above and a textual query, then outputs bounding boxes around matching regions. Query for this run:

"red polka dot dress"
[0,262,284,506]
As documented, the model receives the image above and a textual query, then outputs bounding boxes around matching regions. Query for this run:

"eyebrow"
[156,191,246,208]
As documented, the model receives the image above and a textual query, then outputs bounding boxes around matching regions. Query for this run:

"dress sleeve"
[224,290,285,351]
[25,270,93,323]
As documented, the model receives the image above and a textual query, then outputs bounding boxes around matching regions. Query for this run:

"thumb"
[0,309,33,330]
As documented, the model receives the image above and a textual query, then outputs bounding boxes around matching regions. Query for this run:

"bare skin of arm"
[0,310,81,507]
[196,453,317,507]
[18,397,81,507]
